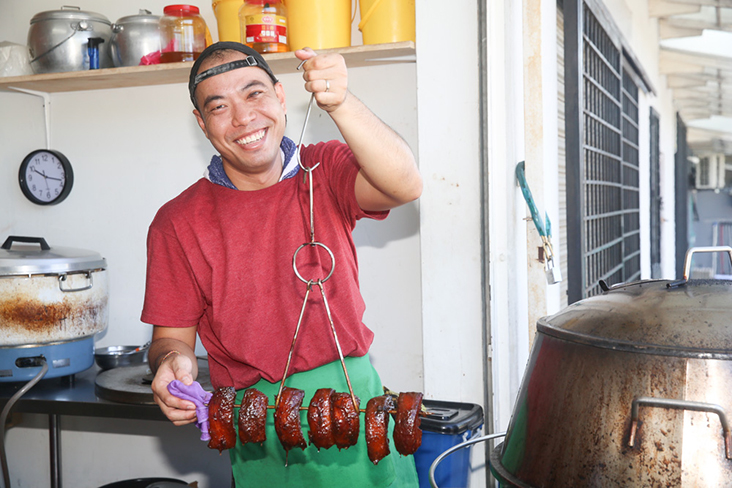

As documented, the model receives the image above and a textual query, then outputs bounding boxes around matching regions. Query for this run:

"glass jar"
[160,4,207,62]
[239,0,288,54]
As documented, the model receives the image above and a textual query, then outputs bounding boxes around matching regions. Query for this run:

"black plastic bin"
[413,399,484,488]
[98,479,189,488]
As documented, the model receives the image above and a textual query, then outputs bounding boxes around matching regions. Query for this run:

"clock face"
[19,150,74,205]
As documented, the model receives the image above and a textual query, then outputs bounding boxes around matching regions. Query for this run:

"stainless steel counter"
[0,365,167,420]
[0,365,167,488]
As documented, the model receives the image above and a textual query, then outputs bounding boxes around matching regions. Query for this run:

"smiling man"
[141,42,422,486]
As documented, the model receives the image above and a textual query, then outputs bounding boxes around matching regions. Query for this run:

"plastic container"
[160,4,207,63]
[212,0,244,42]
[97,478,188,488]
[287,0,351,51]
[358,0,415,45]
[238,0,288,54]
[414,399,484,488]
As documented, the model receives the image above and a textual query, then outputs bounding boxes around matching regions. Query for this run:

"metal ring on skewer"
[292,242,335,284]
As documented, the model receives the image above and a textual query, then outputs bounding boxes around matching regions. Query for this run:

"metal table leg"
[49,414,61,488]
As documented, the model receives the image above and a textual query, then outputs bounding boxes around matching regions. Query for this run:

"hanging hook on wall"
[8,87,52,149]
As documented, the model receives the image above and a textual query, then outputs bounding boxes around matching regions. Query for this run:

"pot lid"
[539,247,732,358]
[30,7,111,25]
[539,278,732,358]
[115,9,161,25]
[0,236,107,276]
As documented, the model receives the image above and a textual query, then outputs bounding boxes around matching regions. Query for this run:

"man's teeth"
[237,130,265,145]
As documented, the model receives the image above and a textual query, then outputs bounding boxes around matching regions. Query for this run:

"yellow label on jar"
[245,14,287,26]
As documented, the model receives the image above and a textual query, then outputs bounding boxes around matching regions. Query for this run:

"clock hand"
[33,168,48,178]
[45,175,63,182]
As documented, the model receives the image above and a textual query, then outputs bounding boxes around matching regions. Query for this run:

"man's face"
[193,52,287,186]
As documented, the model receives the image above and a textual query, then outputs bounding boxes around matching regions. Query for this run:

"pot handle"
[1,236,51,251]
[58,272,93,292]
[668,246,732,287]
[628,396,731,460]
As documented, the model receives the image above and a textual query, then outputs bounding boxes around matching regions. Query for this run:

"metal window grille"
[565,1,644,300]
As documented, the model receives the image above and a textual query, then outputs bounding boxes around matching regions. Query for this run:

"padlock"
[545,258,562,284]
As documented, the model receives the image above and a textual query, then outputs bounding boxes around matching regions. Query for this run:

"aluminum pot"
[490,247,732,487]
[27,6,113,73]
[0,236,108,346]
[110,9,161,67]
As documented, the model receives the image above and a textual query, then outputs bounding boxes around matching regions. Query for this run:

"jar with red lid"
[160,4,207,62]
[239,0,288,54]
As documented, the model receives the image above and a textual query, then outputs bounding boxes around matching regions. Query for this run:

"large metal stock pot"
[27,6,113,73]
[0,236,108,381]
[490,247,732,487]
[110,9,161,67]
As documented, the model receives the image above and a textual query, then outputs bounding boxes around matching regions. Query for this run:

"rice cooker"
[0,236,108,382]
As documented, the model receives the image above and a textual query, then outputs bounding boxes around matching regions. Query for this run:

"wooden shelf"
[0,42,415,94]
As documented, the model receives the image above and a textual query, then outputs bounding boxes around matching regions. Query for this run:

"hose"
[428,431,507,488]
[0,360,49,488]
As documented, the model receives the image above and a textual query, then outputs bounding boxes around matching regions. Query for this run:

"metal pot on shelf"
[490,247,732,487]
[27,6,113,73]
[0,236,108,381]
[110,9,161,67]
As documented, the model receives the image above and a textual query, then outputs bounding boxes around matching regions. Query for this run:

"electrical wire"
[428,431,507,488]
[0,360,49,488]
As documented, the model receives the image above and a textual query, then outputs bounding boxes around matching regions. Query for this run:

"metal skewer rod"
[205,403,428,417]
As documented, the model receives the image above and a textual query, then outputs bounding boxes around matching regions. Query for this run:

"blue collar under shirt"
[204,136,300,189]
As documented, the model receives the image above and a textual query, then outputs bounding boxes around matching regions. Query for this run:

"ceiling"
[652,0,732,154]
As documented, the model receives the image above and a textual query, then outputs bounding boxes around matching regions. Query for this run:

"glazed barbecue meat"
[332,392,360,450]
[365,395,395,465]
[307,388,336,450]
[238,388,268,445]
[208,386,237,453]
[393,391,423,456]
[274,387,308,457]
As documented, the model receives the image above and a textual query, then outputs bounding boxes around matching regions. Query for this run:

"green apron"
[230,355,419,487]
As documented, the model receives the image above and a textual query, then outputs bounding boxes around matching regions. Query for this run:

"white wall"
[1,1,424,486]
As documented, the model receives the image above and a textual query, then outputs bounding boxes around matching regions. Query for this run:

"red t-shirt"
[141,141,387,389]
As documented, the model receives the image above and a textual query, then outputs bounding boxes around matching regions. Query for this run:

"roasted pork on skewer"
[365,395,394,465]
[393,391,423,456]
[205,386,424,463]
[307,388,336,450]
[238,388,268,445]
[207,386,237,452]
[274,386,308,462]
[332,392,360,450]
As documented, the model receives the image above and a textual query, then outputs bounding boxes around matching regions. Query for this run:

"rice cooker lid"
[539,277,732,358]
[30,7,111,25]
[0,236,107,276]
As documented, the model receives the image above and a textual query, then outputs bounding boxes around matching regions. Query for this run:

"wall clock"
[18,149,74,205]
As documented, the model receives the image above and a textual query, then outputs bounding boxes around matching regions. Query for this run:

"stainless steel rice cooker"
[0,236,108,382]
[27,6,113,73]
[110,9,161,67]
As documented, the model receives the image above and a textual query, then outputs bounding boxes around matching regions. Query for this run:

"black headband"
[189,42,279,108]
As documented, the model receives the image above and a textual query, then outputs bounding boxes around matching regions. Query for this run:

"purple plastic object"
[167,379,214,441]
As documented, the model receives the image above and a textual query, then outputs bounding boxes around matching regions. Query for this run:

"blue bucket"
[413,400,484,488]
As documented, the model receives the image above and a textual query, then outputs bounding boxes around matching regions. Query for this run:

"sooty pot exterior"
[491,276,732,487]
